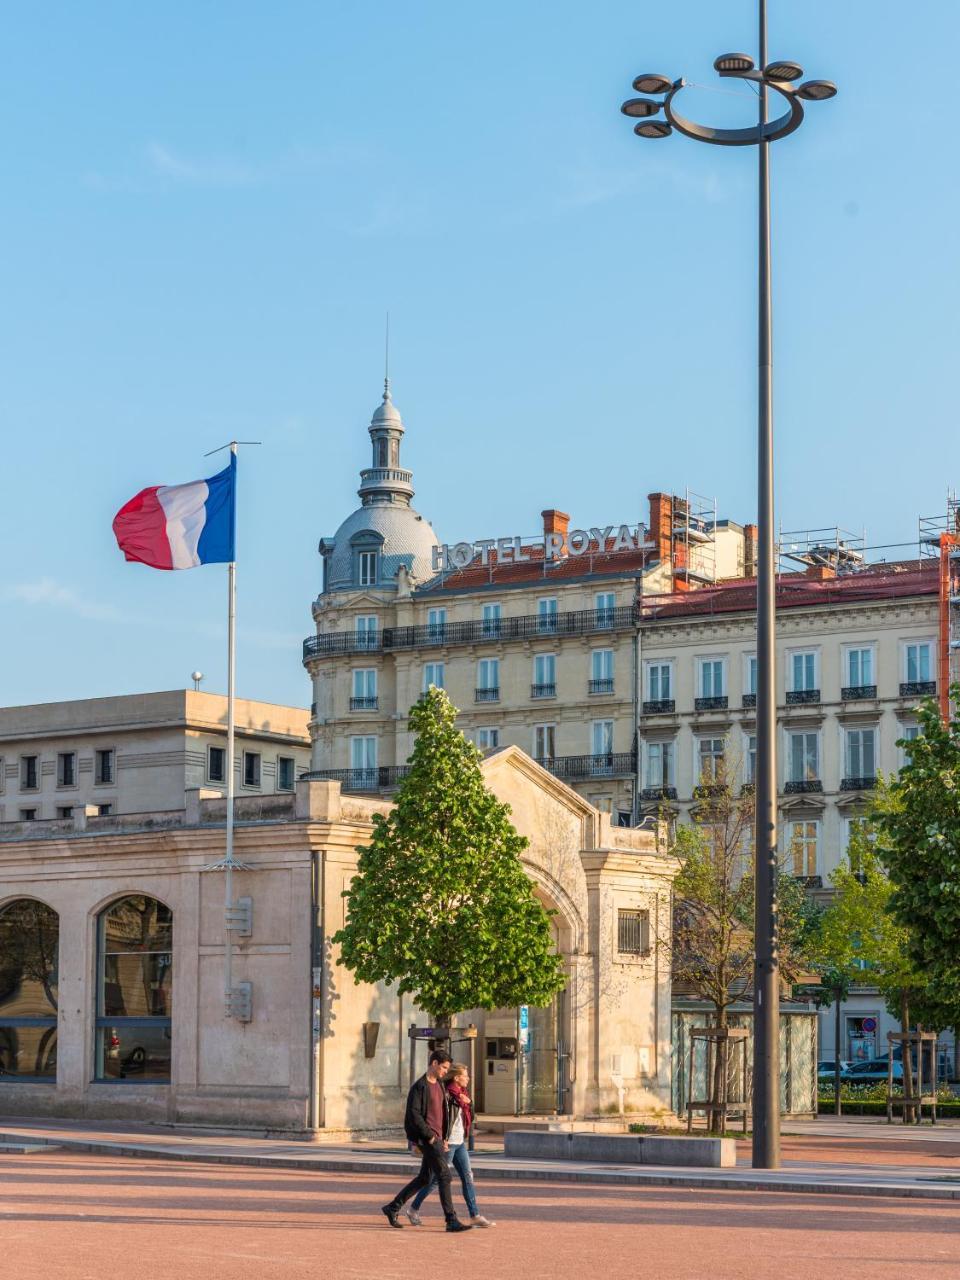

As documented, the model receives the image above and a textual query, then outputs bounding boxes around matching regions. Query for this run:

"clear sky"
[1,1,957,711]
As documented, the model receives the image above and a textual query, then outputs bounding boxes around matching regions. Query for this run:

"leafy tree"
[333,686,566,1034]
[874,691,960,1017]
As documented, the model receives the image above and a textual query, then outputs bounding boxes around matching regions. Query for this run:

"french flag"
[112,456,236,570]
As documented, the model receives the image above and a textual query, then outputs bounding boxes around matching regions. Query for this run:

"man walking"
[381,1049,472,1233]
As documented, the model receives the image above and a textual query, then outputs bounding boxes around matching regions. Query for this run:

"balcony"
[794,875,824,890]
[693,782,726,800]
[475,687,500,703]
[900,680,937,698]
[589,678,615,695]
[531,683,557,699]
[786,689,820,705]
[643,698,675,715]
[641,785,678,801]
[694,695,728,712]
[742,693,756,709]
[841,685,877,701]
[349,696,379,711]
[303,605,637,662]
[784,779,824,794]
[535,752,636,781]
[840,775,878,791]
[302,766,411,792]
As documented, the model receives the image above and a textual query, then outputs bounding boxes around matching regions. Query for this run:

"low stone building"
[0,747,679,1132]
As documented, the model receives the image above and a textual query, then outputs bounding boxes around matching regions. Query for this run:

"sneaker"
[381,1204,403,1229]
[405,1208,423,1226]
[446,1219,473,1233]
[471,1215,495,1227]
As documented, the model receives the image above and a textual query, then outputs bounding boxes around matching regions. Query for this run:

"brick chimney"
[647,493,674,565]
[804,563,837,581]
[541,509,570,557]
[744,524,758,578]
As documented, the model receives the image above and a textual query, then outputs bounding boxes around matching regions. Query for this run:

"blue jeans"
[411,1141,478,1218]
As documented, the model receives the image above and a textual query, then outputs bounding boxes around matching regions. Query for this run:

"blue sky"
[1,1,957,710]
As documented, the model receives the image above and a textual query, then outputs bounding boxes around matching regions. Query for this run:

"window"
[427,607,446,641]
[746,734,757,784]
[905,642,932,684]
[0,757,4,793]
[0,900,59,1080]
[595,592,616,627]
[57,806,73,819]
[18,809,37,822]
[477,728,500,751]
[350,735,377,783]
[790,651,817,692]
[351,668,377,709]
[845,727,877,780]
[789,820,819,878]
[592,720,614,759]
[846,647,874,688]
[95,749,114,785]
[207,746,226,784]
[477,658,499,700]
[242,751,261,788]
[423,661,445,690]
[481,602,502,638]
[533,653,556,696]
[617,908,650,956]
[20,756,38,790]
[97,804,112,817]
[745,654,758,697]
[358,550,378,586]
[277,756,295,791]
[698,659,725,699]
[95,895,172,1082]
[537,598,558,632]
[591,649,614,693]
[645,740,675,789]
[646,662,672,701]
[534,724,556,761]
[697,737,725,784]
[56,752,76,788]
[355,615,379,649]
[788,732,819,783]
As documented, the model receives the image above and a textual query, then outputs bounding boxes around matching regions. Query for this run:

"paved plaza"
[2,1148,959,1280]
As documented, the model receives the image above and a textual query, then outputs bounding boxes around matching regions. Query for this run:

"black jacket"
[404,1074,454,1146]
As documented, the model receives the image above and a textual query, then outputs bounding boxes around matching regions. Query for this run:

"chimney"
[804,563,837,581]
[541,509,570,558]
[647,493,674,565]
[744,524,758,578]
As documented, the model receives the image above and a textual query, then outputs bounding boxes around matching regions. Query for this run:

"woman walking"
[405,1063,495,1228]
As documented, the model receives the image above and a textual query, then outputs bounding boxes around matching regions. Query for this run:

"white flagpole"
[224,464,237,1008]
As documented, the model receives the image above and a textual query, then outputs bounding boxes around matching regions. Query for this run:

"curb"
[3,1134,960,1201]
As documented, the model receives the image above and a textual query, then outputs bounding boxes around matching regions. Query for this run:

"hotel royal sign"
[432,524,650,572]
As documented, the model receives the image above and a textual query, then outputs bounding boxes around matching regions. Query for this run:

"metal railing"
[643,698,675,714]
[784,779,824,794]
[641,785,678,801]
[900,680,937,698]
[589,678,615,695]
[303,605,637,661]
[475,687,500,702]
[349,696,379,711]
[300,766,412,791]
[840,775,877,791]
[786,689,820,705]
[694,695,728,712]
[841,684,877,701]
[531,683,557,699]
[742,693,757,709]
[534,752,636,781]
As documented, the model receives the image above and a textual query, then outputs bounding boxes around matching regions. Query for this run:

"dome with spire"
[319,383,440,592]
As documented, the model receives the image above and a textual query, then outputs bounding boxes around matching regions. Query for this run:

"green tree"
[333,686,566,1033]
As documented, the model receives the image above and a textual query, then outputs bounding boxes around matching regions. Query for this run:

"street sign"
[862,1017,877,1033]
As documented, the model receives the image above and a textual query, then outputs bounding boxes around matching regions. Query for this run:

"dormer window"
[358,550,378,586]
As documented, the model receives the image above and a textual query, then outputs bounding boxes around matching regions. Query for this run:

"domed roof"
[326,502,439,590]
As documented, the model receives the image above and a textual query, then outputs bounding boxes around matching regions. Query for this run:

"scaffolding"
[918,492,960,719]
[777,525,865,574]
[672,489,718,585]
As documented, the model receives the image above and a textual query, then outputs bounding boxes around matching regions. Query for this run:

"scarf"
[447,1080,472,1137]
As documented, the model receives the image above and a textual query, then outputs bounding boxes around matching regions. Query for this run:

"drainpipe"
[632,576,643,826]
[309,849,325,1132]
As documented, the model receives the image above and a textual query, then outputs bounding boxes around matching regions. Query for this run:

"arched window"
[95,895,172,1082]
[0,899,59,1081]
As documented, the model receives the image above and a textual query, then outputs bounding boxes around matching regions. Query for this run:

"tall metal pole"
[224,441,238,1011]
[753,0,781,1169]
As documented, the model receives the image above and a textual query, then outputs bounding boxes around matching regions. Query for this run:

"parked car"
[817,1059,850,1080]
[841,1057,903,1083]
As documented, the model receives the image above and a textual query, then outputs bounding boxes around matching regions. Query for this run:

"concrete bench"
[504,1130,736,1168]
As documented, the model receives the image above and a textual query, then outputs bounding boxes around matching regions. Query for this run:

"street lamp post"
[621,2,836,1170]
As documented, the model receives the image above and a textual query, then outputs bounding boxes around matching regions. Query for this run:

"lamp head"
[632,72,673,95]
[714,52,755,75]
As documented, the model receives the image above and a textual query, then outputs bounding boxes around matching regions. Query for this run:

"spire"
[358,376,414,507]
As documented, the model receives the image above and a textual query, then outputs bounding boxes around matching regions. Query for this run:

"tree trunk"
[709,1007,727,1135]
[432,1013,453,1054]
[900,993,914,1124]
[834,987,843,1118]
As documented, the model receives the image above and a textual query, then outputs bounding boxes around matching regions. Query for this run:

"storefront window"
[95,896,172,1082]
[0,900,59,1080]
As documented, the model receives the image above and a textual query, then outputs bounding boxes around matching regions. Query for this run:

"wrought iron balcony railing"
[900,680,937,698]
[693,782,726,799]
[694,695,728,712]
[301,766,412,791]
[794,875,823,889]
[641,785,678,801]
[303,605,637,662]
[742,693,757,708]
[841,684,877,701]
[535,752,636,781]
[349,696,379,711]
[531,683,557,699]
[589,678,615,695]
[786,689,820,705]
[643,698,675,715]
[784,779,824,794]
[840,775,877,791]
[475,687,500,703]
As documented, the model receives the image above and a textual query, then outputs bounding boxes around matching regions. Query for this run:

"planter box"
[504,1130,736,1168]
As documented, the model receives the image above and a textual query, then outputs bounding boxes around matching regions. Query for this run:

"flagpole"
[224,441,240,1017]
